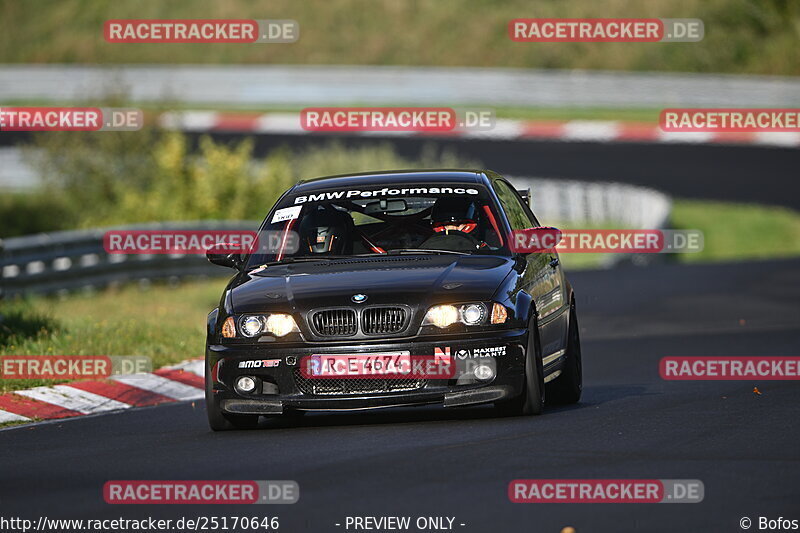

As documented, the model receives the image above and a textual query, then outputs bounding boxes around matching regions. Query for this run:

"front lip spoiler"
[219,385,514,415]
[443,385,513,407]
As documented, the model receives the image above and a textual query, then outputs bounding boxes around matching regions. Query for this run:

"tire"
[496,316,544,416]
[205,362,260,431]
[545,300,583,405]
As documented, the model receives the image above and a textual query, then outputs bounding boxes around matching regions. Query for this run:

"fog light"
[236,376,257,393]
[473,364,494,381]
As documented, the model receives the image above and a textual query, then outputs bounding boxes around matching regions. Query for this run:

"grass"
[0,280,226,393]
[0,0,798,75]
[672,199,800,262]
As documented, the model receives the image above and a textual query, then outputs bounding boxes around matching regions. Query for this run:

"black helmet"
[430,197,479,227]
[298,206,354,254]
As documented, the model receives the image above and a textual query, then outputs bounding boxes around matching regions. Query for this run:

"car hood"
[229,254,514,314]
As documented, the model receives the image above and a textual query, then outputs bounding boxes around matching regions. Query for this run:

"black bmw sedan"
[204,170,582,430]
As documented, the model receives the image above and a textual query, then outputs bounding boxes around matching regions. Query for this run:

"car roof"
[292,169,492,193]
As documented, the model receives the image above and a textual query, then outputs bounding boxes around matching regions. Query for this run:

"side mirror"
[510,227,562,254]
[206,243,243,269]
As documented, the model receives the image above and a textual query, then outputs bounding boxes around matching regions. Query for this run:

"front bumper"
[207,329,528,415]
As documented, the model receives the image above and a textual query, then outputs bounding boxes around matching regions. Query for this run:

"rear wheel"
[205,362,260,431]
[545,300,583,404]
[496,316,544,416]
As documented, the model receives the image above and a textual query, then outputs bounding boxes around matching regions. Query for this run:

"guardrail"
[0,221,254,298]
[1,65,797,107]
[0,178,671,297]
[513,176,671,229]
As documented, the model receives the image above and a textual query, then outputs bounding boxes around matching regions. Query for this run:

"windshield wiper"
[384,248,469,256]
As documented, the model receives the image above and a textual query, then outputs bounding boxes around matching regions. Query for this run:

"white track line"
[562,120,620,142]
[255,112,305,134]
[753,131,800,147]
[0,410,30,423]
[657,131,714,143]
[112,373,204,401]
[159,111,218,131]
[16,385,131,414]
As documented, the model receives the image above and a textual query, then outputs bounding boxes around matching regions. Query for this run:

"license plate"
[308,352,411,378]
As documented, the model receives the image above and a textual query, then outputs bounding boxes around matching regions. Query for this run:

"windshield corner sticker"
[271,205,302,223]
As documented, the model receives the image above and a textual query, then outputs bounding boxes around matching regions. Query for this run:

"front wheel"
[496,316,544,416]
[205,361,260,431]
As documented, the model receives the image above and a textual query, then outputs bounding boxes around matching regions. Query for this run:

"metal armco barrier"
[0,179,671,297]
[0,221,255,298]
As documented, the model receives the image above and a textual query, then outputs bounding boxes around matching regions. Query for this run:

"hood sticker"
[454,346,507,359]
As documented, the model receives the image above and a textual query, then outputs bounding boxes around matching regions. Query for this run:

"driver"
[297,206,355,254]
[420,197,488,251]
[430,197,480,235]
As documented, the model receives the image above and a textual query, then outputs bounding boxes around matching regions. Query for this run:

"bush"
[0,192,79,238]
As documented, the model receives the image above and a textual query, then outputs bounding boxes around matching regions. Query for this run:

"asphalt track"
[1,257,798,532]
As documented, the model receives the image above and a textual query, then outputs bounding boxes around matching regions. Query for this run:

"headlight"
[423,305,460,328]
[239,315,264,337]
[265,314,299,337]
[233,313,299,338]
[423,303,493,328]
[461,303,485,325]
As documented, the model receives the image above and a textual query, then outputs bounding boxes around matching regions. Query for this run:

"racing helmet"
[298,206,354,254]
[430,197,480,233]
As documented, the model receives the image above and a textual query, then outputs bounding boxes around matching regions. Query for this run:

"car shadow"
[269,384,653,427]
[207,384,655,432]
[258,403,499,430]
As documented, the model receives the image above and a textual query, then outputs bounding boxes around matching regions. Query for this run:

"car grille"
[310,308,357,336]
[362,306,408,335]
[293,369,427,396]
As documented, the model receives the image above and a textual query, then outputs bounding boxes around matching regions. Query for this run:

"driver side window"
[493,180,537,230]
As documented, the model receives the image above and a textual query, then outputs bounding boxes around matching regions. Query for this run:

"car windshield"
[244,183,509,268]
